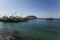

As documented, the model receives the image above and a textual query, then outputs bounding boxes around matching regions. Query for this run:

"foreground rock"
[0,31,21,40]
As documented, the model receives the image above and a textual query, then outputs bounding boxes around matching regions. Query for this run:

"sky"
[0,0,60,18]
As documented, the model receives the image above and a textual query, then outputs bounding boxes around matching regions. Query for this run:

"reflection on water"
[0,19,60,40]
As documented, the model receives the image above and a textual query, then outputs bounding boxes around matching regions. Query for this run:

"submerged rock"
[12,31,21,40]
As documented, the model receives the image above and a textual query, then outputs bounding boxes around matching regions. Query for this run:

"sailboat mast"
[20,13,23,17]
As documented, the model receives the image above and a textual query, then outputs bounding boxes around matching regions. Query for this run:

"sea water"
[0,19,60,40]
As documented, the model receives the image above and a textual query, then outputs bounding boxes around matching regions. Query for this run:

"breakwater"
[0,15,37,22]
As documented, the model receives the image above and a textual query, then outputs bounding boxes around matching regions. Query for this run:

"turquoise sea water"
[0,19,60,40]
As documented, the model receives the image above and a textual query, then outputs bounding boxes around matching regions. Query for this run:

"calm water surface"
[0,19,60,40]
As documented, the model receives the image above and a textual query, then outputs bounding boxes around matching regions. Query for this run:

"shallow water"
[0,19,60,40]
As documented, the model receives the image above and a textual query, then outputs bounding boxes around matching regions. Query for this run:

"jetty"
[0,15,37,22]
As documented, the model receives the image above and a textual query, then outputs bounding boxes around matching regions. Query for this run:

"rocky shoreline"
[0,31,21,40]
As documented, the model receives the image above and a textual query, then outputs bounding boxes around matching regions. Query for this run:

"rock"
[6,36,15,40]
[12,31,21,40]
[0,35,5,40]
